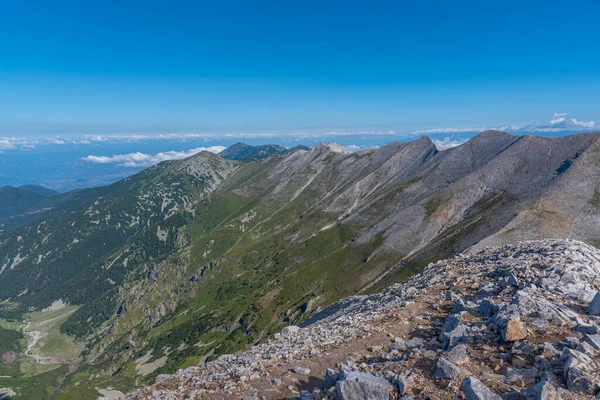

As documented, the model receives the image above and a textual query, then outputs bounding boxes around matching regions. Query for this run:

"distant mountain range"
[2,132,600,398]
[219,142,310,162]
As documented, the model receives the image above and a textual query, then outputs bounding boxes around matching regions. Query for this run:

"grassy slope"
[52,159,419,398]
[0,307,84,399]
[14,157,444,398]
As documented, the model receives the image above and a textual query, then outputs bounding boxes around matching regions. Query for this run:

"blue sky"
[1,0,599,136]
[1,1,600,190]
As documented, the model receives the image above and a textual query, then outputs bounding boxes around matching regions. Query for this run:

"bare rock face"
[281,325,301,336]
[504,319,528,341]
[520,381,560,400]
[462,376,502,400]
[447,343,470,365]
[588,292,600,316]
[125,240,600,400]
[435,358,466,379]
[335,371,393,400]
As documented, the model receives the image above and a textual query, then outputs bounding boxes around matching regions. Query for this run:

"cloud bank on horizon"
[78,111,598,168]
[81,146,225,168]
[2,112,598,192]
[0,113,597,153]
[412,113,596,136]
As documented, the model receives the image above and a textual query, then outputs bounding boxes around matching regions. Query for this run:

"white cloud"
[570,119,595,129]
[432,137,469,148]
[82,146,226,168]
[86,135,106,142]
[521,112,596,133]
[0,139,16,150]
[0,136,63,150]
[411,127,488,135]
[1,112,596,155]
[345,144,362,152]
[549,112,569,125]
[74,130,399,144]
[410,113,596,138]
[343,144,380,152]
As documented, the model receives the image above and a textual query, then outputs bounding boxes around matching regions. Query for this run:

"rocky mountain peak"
[466,129,519,148]
[475,129,514,138]
[309,142,349,155]
[325,142,349,154]
[218,142,251,158]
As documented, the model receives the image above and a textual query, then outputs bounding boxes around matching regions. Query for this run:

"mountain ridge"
[2,131,600,399]
[219,142,310,162]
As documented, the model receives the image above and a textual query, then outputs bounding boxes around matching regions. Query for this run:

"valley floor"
[0,304,92,399]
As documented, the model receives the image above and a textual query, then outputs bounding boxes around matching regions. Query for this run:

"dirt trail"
[219,284,448,399]
[23,310,79,370]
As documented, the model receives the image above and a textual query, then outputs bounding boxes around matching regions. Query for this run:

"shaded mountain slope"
[0,185,59,226]
[18,185,60,197]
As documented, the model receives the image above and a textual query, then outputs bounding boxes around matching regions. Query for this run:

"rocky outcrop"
[589,292,600,316]
[335,370,393,399]
[461,376,501,400]
[122,239,600,399]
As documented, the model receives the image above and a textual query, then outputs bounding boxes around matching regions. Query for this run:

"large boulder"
[505,368,539,387]
[566,367,600,394]
[582,334,600,351]
[519,381,560,400]
[282,325,301,336]
[324,368,339,390]
[561,348,600,394]
[435,358,466,380]
[393,374,410,395]
[503,319,527,342]
[336,371,393,400]
[447,344,470,365]
[461,376,501,400]
[440,316,474,350]
[586,291,600,316]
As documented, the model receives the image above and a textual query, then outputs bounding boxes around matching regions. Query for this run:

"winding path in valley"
[23,310,79,371]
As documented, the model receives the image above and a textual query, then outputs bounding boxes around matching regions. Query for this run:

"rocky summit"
[122,239,600,399]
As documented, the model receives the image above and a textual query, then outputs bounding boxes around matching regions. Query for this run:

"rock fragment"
[293,366,311,375]
[335,371,393,400]
[393,373,410,395]
[461,376,501,400]
[503,320,527,342]
[582,334,600,351]
[324,368,339,390]
[282,325,301,336]
[447,344,470,365]
[519,381,560,400]
[435,358,466,380]
[588,292,600,316]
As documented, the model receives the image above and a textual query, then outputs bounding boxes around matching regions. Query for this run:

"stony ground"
[118,239,600,400]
